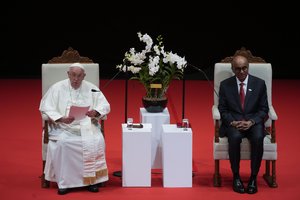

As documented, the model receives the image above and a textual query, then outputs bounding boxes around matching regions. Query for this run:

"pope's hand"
[56,116,75,124]
[86,110,100,118]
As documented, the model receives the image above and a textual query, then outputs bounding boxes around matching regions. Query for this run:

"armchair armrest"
[269,105,278,121]
[212,105,220,120]
[99,114,107,120]
[41,112,49,121]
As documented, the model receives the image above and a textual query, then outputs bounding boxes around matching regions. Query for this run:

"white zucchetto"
[69,62,85,70]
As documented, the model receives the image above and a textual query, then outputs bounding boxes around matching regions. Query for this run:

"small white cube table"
[162,124,193,187]
[140,107,170,169]
[122,123,152,187]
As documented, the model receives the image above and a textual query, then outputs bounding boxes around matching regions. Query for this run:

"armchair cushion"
[213,135,277,160]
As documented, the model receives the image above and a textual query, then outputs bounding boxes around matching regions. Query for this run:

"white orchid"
[117,32,187,98]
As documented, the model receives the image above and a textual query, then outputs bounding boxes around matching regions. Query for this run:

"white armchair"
[212,48,278,188]
[40,47,106,188]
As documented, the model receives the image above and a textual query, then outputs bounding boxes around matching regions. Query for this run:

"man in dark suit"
[218,55,269,194]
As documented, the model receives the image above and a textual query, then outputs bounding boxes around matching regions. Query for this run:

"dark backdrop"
[1,1,299,80]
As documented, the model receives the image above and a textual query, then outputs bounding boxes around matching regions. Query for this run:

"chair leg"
[41,161,50,188]
[213,160,221,187]
[263,160,278,188]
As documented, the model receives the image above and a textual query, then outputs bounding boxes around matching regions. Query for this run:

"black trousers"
[226,123,265,176]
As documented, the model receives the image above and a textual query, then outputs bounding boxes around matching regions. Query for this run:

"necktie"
[239,82,245,109]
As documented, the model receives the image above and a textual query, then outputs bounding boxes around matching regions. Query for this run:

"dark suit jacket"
[218,74,269,137]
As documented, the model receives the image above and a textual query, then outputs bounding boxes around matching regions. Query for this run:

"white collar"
[236,75,249,86]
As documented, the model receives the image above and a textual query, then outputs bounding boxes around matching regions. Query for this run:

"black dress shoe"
[233,178,245,194]
[87,184,99,193]
[246,178,258,194]
[57,188,69,195]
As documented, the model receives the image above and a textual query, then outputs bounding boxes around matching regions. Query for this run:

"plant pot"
[142,96,168,113]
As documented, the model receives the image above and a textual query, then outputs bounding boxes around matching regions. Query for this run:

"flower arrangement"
[116,32,187,99]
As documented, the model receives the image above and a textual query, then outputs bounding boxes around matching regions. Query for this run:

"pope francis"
[39,62,110,195]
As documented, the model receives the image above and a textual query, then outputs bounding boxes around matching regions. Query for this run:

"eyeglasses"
[233,66,248,73]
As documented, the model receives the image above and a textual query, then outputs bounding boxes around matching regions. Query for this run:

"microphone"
[91,89,100,92]
[102,70,122,89]
[99,67,128,123]
[187,63,219,97]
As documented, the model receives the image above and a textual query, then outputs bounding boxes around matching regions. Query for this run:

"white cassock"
[39,79,110,189]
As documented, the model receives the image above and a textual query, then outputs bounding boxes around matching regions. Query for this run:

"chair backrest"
[214,63,273,107]
[41,47,100,96]
[213,48,273,126]
[42,63,99,95]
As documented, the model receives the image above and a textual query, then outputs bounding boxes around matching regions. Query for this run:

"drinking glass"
[127,118,133,130]
[182,118,189,131]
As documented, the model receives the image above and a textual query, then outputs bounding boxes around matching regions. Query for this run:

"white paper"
[69,105,90,120]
